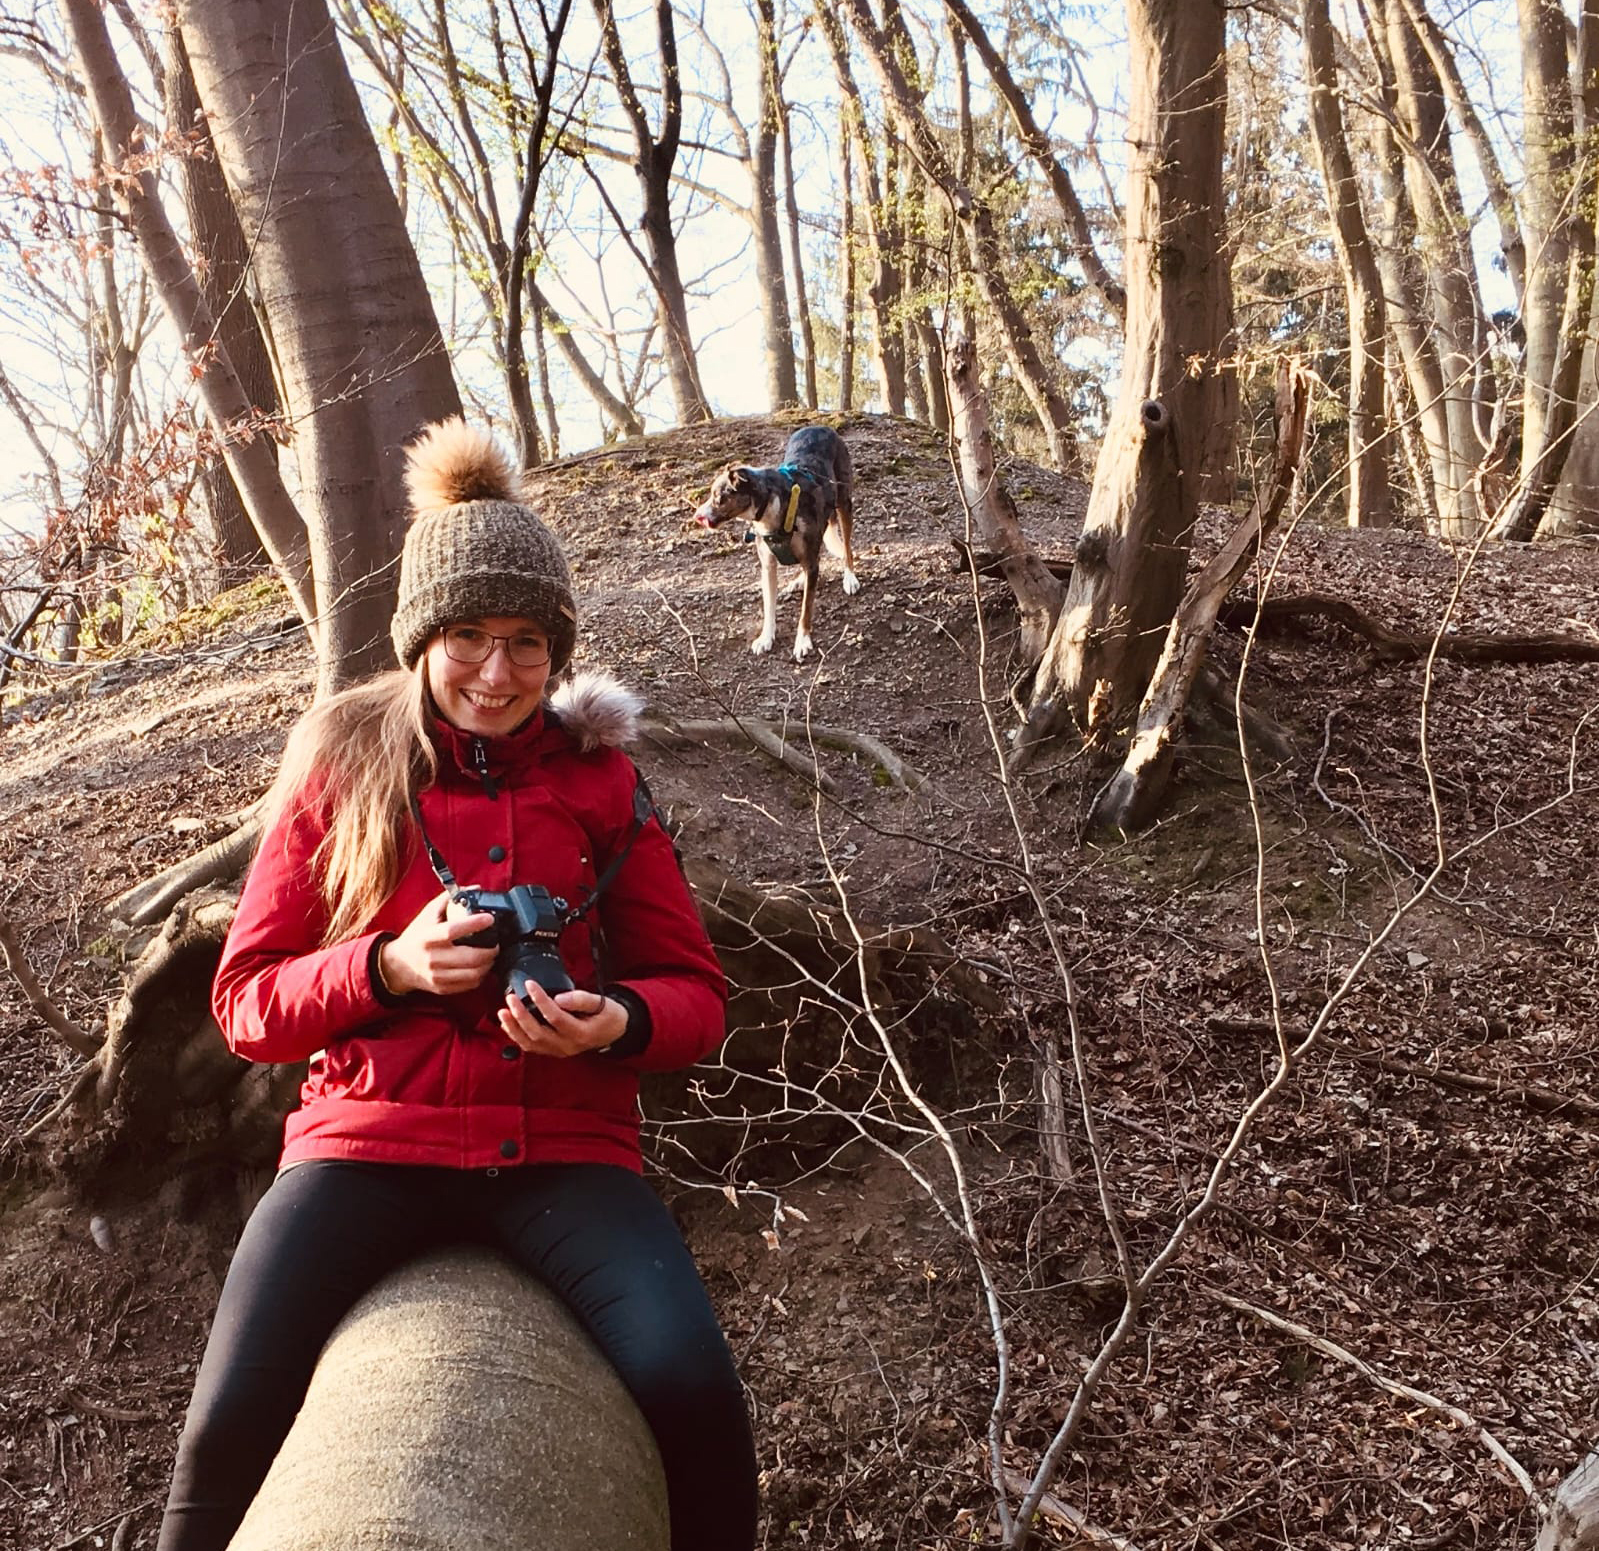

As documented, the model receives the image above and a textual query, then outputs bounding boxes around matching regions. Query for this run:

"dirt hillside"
[2,409,1598,1549]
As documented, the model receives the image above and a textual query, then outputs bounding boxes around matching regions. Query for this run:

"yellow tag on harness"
[783,481,801,532]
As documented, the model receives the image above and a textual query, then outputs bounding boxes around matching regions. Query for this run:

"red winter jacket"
[212,674,727,1173]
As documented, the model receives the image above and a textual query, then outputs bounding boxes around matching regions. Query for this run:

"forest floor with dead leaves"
[1,409,1598,1550]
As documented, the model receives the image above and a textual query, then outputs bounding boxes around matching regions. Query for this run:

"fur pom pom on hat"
[390,419,577,674]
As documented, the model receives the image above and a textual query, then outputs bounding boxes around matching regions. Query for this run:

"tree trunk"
[592,0,711,426]
[1517,0,1578,483]
[942,0,1125,320]
[837,117,857,413]
[816,4,905,417]
[227,1251,668,1551]
[1495,0,1599,541]
[1301,0,1393,528]
[840,0,1076,466]
[177,0,460,690]
[945,334,1063,662]
[779,91,819,410]
[61,0,317,637]
[1017,0,1230,758]
[1541,1451,1599,1550]
[1396,0,1528,309]
[164,27,276,583]
[499,1,576,471]
[1364,24,1453,530]
[753,0,799,410]
[1379,0,1488,535]
[1092,362,1308,830]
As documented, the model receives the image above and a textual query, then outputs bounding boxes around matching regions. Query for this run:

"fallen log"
[226,1248,667,1551]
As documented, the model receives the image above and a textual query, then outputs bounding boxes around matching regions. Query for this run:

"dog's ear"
[727,465,750,490]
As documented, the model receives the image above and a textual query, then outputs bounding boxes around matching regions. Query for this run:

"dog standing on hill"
[694,426,859,662]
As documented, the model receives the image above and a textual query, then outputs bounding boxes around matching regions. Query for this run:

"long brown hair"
[258,665,438,945]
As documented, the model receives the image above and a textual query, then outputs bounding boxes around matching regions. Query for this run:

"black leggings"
[156,1160,757,1551]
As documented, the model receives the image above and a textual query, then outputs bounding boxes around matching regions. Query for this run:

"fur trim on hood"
[548,671,642,753]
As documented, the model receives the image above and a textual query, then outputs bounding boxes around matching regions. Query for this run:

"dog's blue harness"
[748,465,818,566]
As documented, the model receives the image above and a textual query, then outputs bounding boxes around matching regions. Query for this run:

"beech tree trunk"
[61,0,317,637]
[837,117,858,413]
[1016,0,1230,758]
[164,28,275,582]
[1517,0,1576,481]
[1379,0,1488,535]
[1495,0,1599,541]
[1301,0,1393,529]
[177,0,460,689]
[945,334,1063,663]
[228,1251,668,1551]
[1364,13,1453,529]
[753,0,799,410]
[840,0,1077,467]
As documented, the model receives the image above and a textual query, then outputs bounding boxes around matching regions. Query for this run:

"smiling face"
[424,615,552,737]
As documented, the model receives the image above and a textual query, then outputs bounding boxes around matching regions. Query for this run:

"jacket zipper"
[471,738,500,799]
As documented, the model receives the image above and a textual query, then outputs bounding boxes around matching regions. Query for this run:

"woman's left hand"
[498,982,628,1057]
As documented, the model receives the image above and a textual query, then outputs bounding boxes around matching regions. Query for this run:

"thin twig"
[0,914,102,1056]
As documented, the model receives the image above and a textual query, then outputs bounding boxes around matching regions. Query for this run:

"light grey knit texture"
[226,1249,668,1551]
[390,498,577,674]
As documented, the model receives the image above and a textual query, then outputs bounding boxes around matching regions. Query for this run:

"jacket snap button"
[501,1043,520,1060]
[488,844,507,863]
[500,1139,519,1159]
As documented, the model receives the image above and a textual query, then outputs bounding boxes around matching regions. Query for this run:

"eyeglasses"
[440,625,551,669]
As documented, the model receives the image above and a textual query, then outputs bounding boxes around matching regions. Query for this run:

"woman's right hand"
[376,890,498,997]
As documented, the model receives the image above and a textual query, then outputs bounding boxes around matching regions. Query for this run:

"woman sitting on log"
[156,420,757,1551]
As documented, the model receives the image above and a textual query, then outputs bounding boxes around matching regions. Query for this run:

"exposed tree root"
[641,713,927,792]
[28,848,994,1183]
[0,913,102,1056]
[103,806,262,926]
[1205,1287,1542,1510]
[953,540,1073,586]
[1220,590,1599,664]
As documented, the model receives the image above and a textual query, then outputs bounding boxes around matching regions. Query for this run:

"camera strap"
[406,770,657,922]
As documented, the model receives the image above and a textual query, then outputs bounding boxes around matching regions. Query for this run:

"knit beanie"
[390,419,577,674]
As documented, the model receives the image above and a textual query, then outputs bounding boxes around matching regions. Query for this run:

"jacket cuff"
[367,934,411,1009]
[600,984,653,1060]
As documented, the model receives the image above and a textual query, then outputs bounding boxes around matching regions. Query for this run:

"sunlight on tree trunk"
[1015,0,1230,761]
[178,0,460,691]
[1301,0,1393,529]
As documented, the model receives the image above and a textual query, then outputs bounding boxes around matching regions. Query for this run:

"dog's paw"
[842,569,861,596]
[792,633,815,662]
[750,631,776,656]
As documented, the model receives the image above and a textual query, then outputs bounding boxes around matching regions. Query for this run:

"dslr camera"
[454,884,576,1009]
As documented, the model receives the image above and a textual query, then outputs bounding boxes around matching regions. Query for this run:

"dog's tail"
[405,418,522,514]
